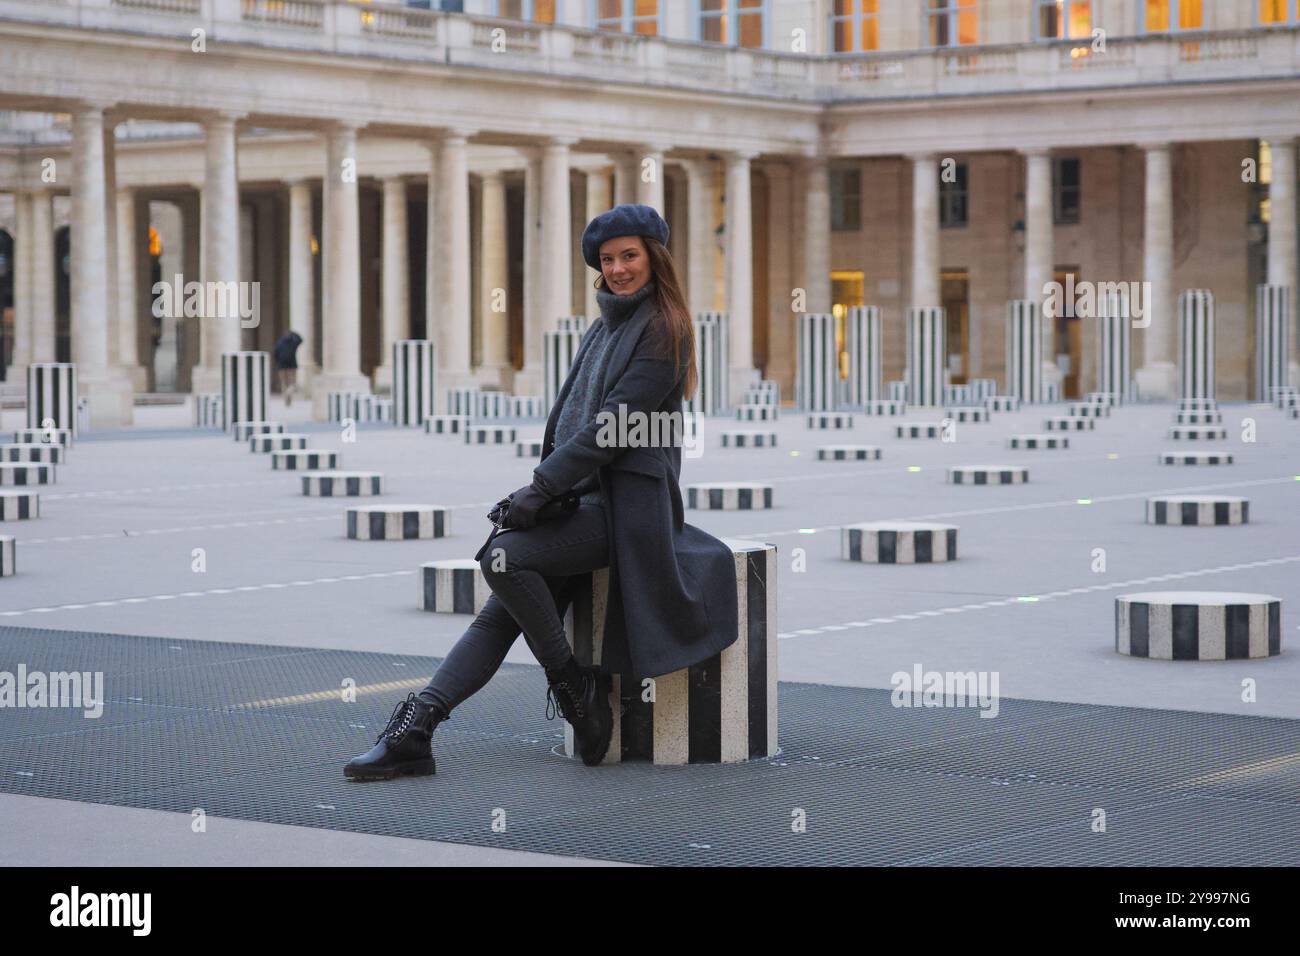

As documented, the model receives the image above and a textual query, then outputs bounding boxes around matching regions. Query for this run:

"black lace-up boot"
[545,657,613,767]
[343,693,446,781]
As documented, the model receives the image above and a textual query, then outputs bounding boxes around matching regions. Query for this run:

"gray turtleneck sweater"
[552,278,658,507]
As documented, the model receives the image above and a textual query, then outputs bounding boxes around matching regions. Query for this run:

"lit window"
[1259,0,1297,23]
[1142,0,1203,32]
[1035,0,1091,39]
[939,163,968,227]
[497,0,554,23]
[699,0,767,48]
[830,0,880,53]
[595,0,659,35]
[929,0,978,47]
[830,167,862,231]
[1053,157,1081,225]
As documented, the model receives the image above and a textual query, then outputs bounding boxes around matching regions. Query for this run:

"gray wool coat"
[530,294,740,680]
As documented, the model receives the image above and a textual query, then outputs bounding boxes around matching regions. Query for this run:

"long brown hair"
[593,236,698,402]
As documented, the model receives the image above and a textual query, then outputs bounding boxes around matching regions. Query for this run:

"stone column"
[612,151,637,206]
[520,136,575,398]
[71,100,133,425]
[1023,147,1061,394]
[635,143,669,215]
[192,111,244,395]
[724,149,759,402]
[683,158,715,315]
[30,190,56,364]
[1136,143,1178,399]
[286,179,317,394]
[479,168,512,387]
[432,128,476,393]
[802,154,831,315]
[519,149,542,397]
[372,175,409,392]
[103,119,119,373]
[582,166,612,319]
[1267,138,1298,384]
[116,185,146,390]
[910,152,940,309]
[11,191,32,377]
[312,121,369,419]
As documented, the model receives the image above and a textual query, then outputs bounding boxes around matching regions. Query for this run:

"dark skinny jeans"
[417,501,609,716]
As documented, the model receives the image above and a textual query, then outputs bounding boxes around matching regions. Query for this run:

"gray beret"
[581,203,670,271]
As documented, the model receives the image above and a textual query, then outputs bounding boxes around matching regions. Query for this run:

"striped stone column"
[1178,289,1215,400]
[221,351,269,431]
[556,315,588,333]
[685,312,728,415]
[26,363,79,437]
[796,312,837,411]
[1255,285,1290,403]
[392,339,435,427]
[544,326,583,411]
[905,306,945,408]
[842,306,881,408]
[1006,300,1042,403]
[1096,288,1133,404]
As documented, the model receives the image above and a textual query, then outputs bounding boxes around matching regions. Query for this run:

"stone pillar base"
[1135,361,1178,401]
[311,372,371,421]
[80,369,136,428]
[125,365,149,393]
[190,365,222,395]
[475,362,514,391]
[727,365,760,407]
[371,363,393,395]
[510,367,542,400]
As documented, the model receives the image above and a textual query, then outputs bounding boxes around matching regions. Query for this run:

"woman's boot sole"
[344,758,436,781]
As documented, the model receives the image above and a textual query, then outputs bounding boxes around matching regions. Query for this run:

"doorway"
[940,271,969,385]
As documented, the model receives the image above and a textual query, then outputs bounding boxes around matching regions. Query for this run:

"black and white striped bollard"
[807,413,854,429]
[947,466,1028,485]
[420,559,490,614]
[0,535,14,576]
[249,434,309,453]
[1158,451,1233,465]
[424,415,470,435]
[271,450,339,471]
[464,425,516,445]
[0,491,39,521]
[842,522,958,563]
[817,445,881,461]
[0,444,64,464]
[347,505,450,540]
[1167,425,1227,440]
[232,421,284,442]
[720,430,777,448]
[1115,592,1280,659]
[1008,434,1067,449]
[686,483,773,510]
[0,463,54,486]
[1146,496,1247,526]
[301,471,384,497]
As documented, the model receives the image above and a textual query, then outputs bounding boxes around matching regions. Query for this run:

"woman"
[344,203,740,780]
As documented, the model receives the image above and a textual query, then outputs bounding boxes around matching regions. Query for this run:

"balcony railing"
[0,0,1295,103]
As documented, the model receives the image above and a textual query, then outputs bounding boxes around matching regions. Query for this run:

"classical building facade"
[0,0,1297,424]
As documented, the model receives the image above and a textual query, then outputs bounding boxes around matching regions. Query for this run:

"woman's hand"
[504,482,551,530]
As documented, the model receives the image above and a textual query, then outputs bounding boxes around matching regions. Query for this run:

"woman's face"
[598,235,651,295]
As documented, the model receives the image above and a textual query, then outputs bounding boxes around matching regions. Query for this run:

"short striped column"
[1158,451,1233,465]
[0,444,64,464]
[392,339,435,427]
[947,466,1028,485]
[864,399,906,416]
[516,438,543,457]
[326,391,363,422]
[1254,285,1290,403]
[194,393,223,428]
[1008,434,1067,449]
[562,538,777,765]
[445,386,481,417]
[905,307,945,408]
[301,471,383,497]
[1096,289,1134,404]
[1175,409,1222,425]
[545,327,584,410]
[0,491,39,521]
[26,363,78,437]
[13,428,73,448]
[944,406,988,423]
[355,395,392,423]
[1067,402,1110,418]
[232,421,284,441]
[1146,495,1247,526]
[0,463,54,486]
[1115,592,1281,660]
[796,313,838,411]
[1044,415,1094,431]
[424,414,469,435]
[985,396,1020,412]
[1178,289,1215,400]
[1006,300,1042,404]
[745,380,780,405]
[943,384,974,406]
[842,522,958,563]
[686,482,772,510]
[420,559,490,614]
[249,434,308,453]
[347,505,450,540]
[684,312,729,415]
[895,422,944,439]
[271,450,339,471]
[887,380,908,402]
[807,412,854,430]
[556,315,589,334]
[0,535,14,577]
[843,306,882,407]
[970,378,997,402]
[817,445,880,461]
[221,351,269,432]
[464,425,516,445]
[1085,391,1118,407]
[1167,424,1227,441]
[735,404,778,422]
[719,429,777,448]
[508,396,545,419]
[476,390,511,420]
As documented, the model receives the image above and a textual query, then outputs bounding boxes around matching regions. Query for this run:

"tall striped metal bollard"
[905,306,946,408]
[1179,289,1215,400]
[392,339,435,427]
[1006,299,1042,404]
[1255,285,1290,403]
[796,312,838,412]
[221,351,269,432]
[26,363,78,438]
[562,538,777,765]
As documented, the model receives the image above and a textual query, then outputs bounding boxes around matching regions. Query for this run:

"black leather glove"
[504,482,551,530]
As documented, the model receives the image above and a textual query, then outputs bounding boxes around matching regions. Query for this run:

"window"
[928,0,978,47]
[497,0,555,23]
[830,0,880,53]
[404,0,464,10]
[1053,157,1081,225]
[1259,0,1298,23]
[699,0,766,49]
[1035,0,1091,39]
[830,167,862,231]
[1141,0,1203,32]
[594,0,659,34]
[939,163,968,228]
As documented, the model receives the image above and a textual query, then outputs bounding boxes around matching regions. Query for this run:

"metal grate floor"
[2,625,1297,866]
